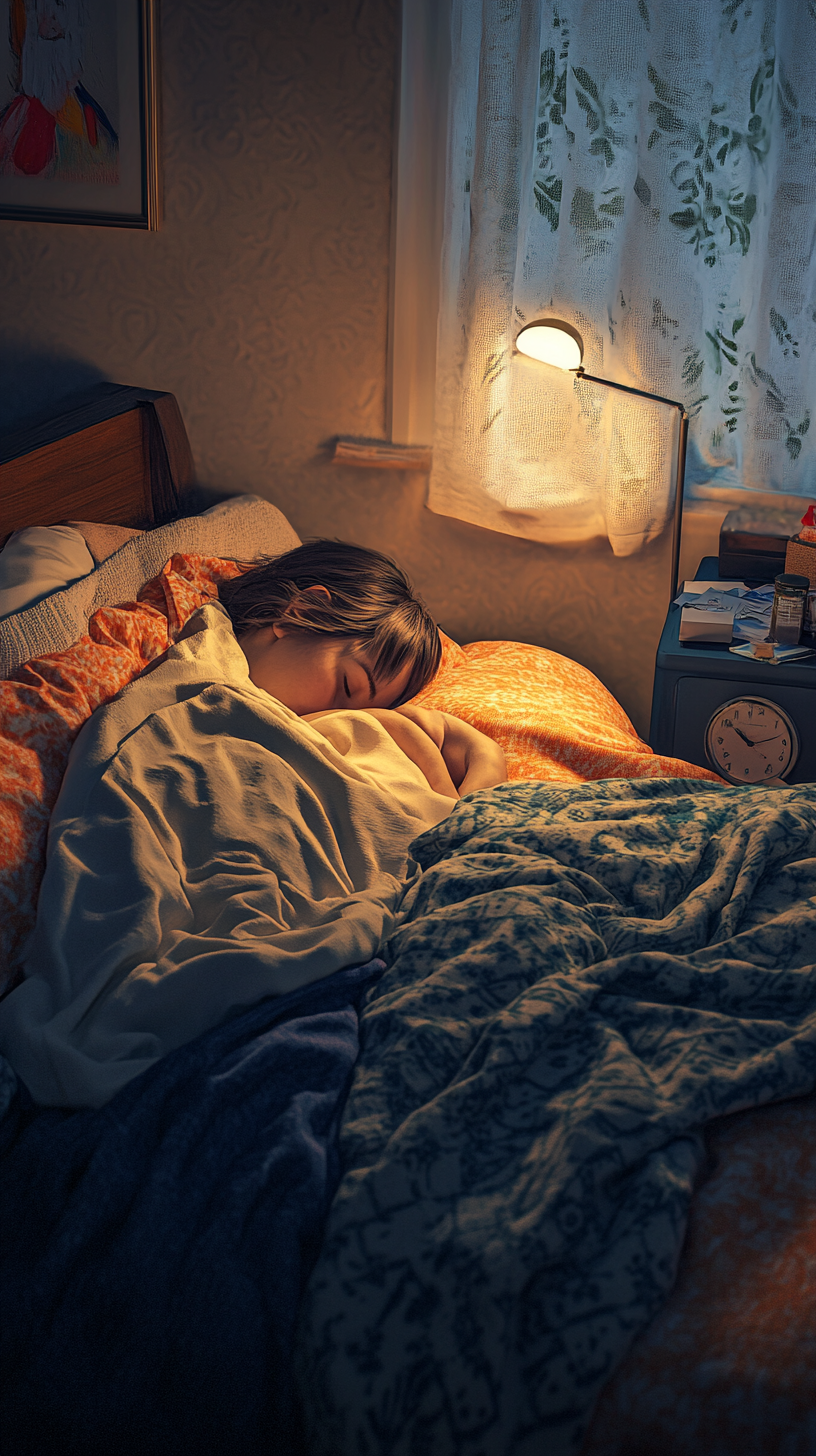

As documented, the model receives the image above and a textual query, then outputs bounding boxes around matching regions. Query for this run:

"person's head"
[218,539,441,715]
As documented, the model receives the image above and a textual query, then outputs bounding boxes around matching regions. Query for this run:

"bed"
[0,387,814,1456]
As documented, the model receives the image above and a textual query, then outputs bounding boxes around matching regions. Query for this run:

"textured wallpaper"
[0,0,688,735]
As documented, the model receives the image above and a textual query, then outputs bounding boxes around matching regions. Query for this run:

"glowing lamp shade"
[513,313,690,602]
[515,320,584,371]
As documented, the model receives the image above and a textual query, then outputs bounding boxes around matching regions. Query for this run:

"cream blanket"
[0,604,454,1108]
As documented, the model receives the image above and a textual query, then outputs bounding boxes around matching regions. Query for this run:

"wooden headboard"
[0,384,195,544]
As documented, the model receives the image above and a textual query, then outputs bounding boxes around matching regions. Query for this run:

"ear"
[283,584,331,620]
[274,584,331,636]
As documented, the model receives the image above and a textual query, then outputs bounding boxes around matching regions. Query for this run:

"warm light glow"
[516,320,584,371]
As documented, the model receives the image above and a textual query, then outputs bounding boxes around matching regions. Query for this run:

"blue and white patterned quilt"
[295,777,816,1456]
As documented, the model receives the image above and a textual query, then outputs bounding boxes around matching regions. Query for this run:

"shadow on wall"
[0,342,107,434]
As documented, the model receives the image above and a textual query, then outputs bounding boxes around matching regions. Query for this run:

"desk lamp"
[516,319,689,600]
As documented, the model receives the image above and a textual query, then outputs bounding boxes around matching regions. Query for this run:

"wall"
[0,0,700,736]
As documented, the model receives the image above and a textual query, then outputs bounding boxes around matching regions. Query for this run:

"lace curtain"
[427,0,816,555]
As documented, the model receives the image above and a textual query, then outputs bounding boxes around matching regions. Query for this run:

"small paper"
[679,580,747,596]
[674,587,745,608]
[732,618,771,643]
[729,641,815,664]
[731,585,775,642]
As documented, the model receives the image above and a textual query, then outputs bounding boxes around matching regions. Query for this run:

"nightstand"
[649,557,816,784]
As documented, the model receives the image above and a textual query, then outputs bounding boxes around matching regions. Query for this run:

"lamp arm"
[671,411,689,605]
[575,367,688,603]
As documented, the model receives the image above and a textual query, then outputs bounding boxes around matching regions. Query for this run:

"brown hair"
[218,539,441,706]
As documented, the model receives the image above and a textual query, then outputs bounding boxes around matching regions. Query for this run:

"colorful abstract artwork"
[0,0,119,183]
[0,0,158,227]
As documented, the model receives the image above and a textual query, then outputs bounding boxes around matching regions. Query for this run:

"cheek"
[295,649,342,711]
[372,673,412,709]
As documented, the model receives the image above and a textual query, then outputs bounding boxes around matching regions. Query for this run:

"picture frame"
[0,0,160,229]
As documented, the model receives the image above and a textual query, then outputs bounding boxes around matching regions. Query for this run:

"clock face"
[705,696,799,784]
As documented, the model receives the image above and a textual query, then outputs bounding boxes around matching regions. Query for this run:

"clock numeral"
[782,739,787,747]
[723,717,733,728]
[744,768,749,776]
[717,735,723,745]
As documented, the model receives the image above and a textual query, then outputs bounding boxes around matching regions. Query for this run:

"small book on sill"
[333,438,432,471]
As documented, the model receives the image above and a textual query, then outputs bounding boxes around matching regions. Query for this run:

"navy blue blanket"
[0,958,383,1456]
[296,779,816,1456]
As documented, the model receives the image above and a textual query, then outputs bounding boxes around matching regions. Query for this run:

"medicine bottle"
[770,573,809,644]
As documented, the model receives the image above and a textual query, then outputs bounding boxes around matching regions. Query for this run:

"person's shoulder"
[394,703,446,736]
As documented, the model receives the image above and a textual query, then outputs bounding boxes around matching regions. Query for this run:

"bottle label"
[777,598,801,623]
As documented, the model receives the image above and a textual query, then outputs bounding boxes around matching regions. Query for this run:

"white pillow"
[0,526,95,620]
[0,495,301,677]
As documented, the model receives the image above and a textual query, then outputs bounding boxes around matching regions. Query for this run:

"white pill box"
[678,606,735,643]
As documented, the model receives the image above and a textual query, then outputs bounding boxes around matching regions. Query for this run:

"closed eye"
[343,675,350,698]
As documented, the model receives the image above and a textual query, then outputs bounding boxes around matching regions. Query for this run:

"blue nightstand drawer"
[650,558,816,783]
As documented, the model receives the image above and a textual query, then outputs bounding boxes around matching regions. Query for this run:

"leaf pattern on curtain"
[427,0,816,555]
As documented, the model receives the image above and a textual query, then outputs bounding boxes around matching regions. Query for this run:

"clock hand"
[734,730,786,753]
[730,725,754,747]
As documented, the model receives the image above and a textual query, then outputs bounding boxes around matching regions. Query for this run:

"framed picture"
[0,0,160,229]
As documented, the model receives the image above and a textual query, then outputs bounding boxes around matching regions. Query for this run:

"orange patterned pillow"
[0,554,245,997]
[413,635,723,787]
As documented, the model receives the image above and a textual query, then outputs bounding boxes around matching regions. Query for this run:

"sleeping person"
[0,540,505,1109]
[219,539,507,800]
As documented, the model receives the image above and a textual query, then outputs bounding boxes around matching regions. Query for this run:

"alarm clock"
[704,696,799,783]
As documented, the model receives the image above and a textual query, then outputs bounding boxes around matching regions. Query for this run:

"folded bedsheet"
[0,958,383,1456]
[0,601,453,1108]
[295,777,816,1456]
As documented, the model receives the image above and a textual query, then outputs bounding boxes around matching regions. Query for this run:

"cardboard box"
[679,606,735,643]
